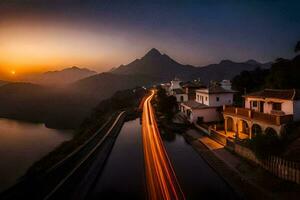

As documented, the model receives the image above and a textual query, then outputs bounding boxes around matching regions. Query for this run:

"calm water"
[163,131,238,199]
[0,118,73,192]
[92,118,237,199]
[89,118,146,200]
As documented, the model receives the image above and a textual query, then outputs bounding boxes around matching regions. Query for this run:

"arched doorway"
[226,117,234,132]
[240,120,249,134]
[265,127,278,137]
[252,124,262,138]
[238,120,250,139]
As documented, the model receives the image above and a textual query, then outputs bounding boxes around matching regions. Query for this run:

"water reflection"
[162,129,238,199]
[161,130,177,142]
[0,118,73,192]
[89,118,146,200]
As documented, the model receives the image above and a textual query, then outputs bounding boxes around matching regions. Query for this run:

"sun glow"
[11,70,16,75]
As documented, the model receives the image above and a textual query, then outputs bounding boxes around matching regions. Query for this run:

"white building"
[167,78,188,103]
[223,89,300,139]
[172,89,188,102]
[170,78,181,91]
[180,81,236,123]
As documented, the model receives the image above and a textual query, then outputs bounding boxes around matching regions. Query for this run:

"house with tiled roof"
[164,78,188,103]
[180,80,236,123]
[181,80,206,100]
[223,89,300,140]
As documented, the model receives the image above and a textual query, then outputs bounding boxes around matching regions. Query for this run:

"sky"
[0,0,300,80]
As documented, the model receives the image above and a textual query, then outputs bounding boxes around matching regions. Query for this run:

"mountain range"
[0,48,271,129]
[70,48,270,99]
[110,48,271,83]
[24,66,97,86]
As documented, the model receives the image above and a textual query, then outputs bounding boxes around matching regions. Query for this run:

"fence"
[234,144,300,184]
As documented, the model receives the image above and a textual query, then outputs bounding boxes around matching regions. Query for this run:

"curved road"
[142,90,185,200]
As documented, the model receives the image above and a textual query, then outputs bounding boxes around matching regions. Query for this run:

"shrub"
[248,131,282,159]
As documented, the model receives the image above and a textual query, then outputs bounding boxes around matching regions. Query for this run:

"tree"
[249,130,282,159]
[156,87,178,120]
[295,41,300,53]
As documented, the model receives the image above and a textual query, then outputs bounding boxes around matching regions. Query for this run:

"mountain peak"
[245,59,260,65]
[144,48,162,58]
[70,66,80,70]
[219,59,234,64]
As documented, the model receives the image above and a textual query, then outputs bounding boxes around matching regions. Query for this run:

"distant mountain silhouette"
[111,48,196,81]
[112,48,271,83]
[194,59,271,83]
[26,66,97,86]
[0,80,9,87]
[0,48,272,129]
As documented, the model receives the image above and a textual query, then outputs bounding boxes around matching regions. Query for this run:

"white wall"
[196,92,233,107]
[280,100,293,115]
[175,94,188,103]
[191,108,221,123]
[245,97,294,115]
[196,93,209,105]
[208,93,233,107]
[245,98,251,109]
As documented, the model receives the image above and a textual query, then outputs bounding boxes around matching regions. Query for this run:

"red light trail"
[142,90,185,200]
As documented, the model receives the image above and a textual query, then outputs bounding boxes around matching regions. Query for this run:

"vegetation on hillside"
[233,41,300,159]
[25,87,146,177]
[232,41,300,94]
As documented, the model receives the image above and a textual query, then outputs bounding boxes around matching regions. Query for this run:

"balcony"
[223,106,293,126]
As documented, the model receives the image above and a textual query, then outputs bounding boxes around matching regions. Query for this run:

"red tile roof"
[244,89,300,100]
[197,85,236,94]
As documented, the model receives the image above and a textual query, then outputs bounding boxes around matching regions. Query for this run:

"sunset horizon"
[1,1,300,200]
[1,1,299,81]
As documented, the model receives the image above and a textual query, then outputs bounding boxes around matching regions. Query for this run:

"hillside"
[71,72,159,105]
[0,83,92,129]
[0,80,9,87]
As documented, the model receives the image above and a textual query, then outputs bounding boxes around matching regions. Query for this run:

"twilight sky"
[0,0,299,80]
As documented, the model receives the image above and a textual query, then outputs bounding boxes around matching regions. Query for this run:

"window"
[252,101,257,107]
[180,96,184,102]
[272,103,282,111]
[205,97,208,101]
[216,97,220,102]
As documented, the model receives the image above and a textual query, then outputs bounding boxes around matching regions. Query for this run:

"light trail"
[142,90,185,200]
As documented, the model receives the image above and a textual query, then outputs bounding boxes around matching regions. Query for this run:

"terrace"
[223,106,293,126]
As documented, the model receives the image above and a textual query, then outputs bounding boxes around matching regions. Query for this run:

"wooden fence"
[234,144,300,184]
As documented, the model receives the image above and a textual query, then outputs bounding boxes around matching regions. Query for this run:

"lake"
[0,118,73,192]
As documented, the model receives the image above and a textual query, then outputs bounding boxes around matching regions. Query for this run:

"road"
[142,90,185,200]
